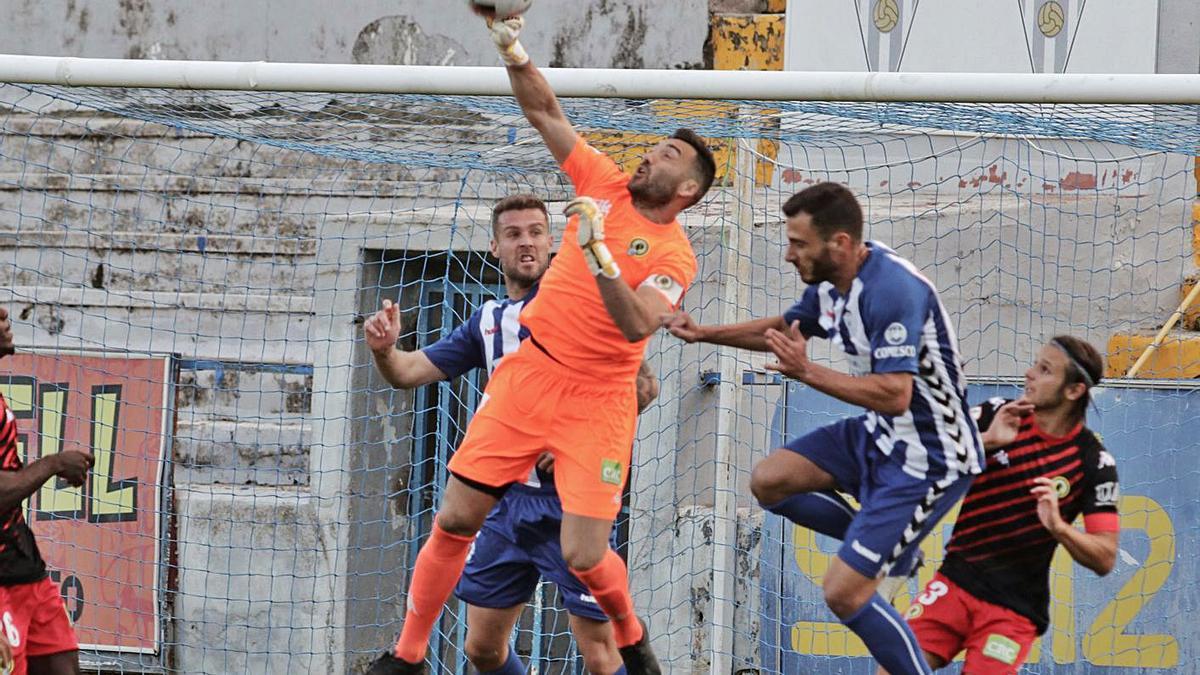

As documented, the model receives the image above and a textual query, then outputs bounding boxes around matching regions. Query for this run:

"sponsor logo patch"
[982,633,1021,665]
[1094,481,1119,505]
[884,322,908,345]
[873,345,916,359]
[627,238,650,256]
[1051,475,1071,498]
[601,459,623,485]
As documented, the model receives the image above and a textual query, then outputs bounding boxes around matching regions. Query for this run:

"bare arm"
[596,278,673,342]
[635,360,660,413]
[764,320,913,416]
[798,366,914,418]
[0,457,60,515]
[1054,528,1119,576]
[371,349,447,390]
[0,451,92,515]
[481,14,576,164]
[364,300,449,390]
[505,61,577,165]
[1032,476,1119,575]
[665,312,789,352]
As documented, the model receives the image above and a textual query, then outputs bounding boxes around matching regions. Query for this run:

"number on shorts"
[916,580,949,607]
[3,611,19,648]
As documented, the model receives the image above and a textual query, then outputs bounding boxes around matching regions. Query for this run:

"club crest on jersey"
[601,459,623,485]
[884,322,907,345]
[628,238,650,257]
[1051,475,1071,498]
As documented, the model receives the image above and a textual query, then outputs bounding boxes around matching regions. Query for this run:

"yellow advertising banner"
[0,352,170,654]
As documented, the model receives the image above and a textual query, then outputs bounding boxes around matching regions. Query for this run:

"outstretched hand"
[663,311,704,343]
[764,320,809,380]
[566,197,619,278]
[476,8,529,67]
[982,398,1034,449]
[363,300,403,356]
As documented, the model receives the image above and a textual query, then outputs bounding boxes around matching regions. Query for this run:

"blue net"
[0,82,1196,673]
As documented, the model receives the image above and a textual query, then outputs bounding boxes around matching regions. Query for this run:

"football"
[468,0,533,19]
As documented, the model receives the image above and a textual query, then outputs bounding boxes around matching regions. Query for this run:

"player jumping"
[0,307,93,675]
[367,7,716,674]
[894,336,1118,674]
[364,194,657,674]
[666,182,981,675]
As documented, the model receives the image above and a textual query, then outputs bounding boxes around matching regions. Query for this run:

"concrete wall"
[3,0,709,69]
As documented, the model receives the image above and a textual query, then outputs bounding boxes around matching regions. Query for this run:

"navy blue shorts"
[455,486,609,621]
[784,415,973,578]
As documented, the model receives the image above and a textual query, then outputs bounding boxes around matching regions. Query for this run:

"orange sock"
[573,550,644,647]
[393,522,475,662]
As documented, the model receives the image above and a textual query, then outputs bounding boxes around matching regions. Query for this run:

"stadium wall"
[1,0,709,69]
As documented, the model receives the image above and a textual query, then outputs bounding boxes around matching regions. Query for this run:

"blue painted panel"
[762,380,1196,673]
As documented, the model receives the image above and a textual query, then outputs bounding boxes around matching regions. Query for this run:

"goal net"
[0,67,1197,674]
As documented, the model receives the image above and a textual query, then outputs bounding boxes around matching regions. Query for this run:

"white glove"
[487,16,529,67]
[565,197,620,279]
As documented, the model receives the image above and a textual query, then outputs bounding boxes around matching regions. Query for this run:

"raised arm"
[363,300,448,390]
[484,15,577,164]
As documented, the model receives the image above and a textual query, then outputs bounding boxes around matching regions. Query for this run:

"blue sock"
[842,594,932,675]
[762,491,856,540]
[480,646,524,675]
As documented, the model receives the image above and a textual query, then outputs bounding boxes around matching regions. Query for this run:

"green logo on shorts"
[601,459,623,485]
[982,633,1020,665]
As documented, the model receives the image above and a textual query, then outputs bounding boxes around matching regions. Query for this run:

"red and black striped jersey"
[940,398,1119,634]
[0,392,47,585]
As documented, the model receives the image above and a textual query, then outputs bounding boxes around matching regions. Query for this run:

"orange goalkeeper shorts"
[446,338,638,521]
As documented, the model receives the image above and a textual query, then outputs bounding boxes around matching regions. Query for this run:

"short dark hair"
[671,128,716,207]
[1051,335,1103,419]
[490,193,549,235]
[781,182,864,241]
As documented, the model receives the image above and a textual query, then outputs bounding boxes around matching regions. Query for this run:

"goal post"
[1,54,1198,674]
[3,53,1200,102]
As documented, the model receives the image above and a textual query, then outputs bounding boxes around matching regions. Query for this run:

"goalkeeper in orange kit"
[367,5,716,675]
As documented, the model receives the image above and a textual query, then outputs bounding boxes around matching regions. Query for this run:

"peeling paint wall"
[6,0,708,68]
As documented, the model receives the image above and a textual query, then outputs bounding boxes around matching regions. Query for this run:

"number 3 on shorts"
[916,580,949,607]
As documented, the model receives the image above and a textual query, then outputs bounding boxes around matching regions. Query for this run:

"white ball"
[468,0,533,19]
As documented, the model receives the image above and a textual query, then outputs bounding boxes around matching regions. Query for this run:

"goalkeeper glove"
[487,16,530,67]
[565,197,621,279]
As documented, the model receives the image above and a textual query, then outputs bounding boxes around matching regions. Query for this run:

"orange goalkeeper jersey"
[520,136,698,380]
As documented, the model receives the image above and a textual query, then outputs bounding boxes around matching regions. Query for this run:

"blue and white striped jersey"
[422,284,554,493]
[784,241,982,482]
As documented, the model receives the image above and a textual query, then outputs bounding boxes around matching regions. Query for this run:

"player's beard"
[504,258,549,289]
[801,249,838,285]
[627,174,675,209]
